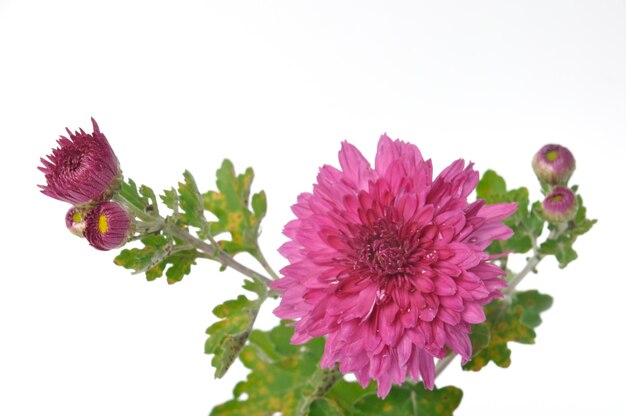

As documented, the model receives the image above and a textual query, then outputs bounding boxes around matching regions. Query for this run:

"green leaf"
[163,248,199,284]
[308,398,345,416]
[113,235,199,283]
[251,190,267,220]
[117,179,159,219]
[203,160,265,257]
[464,290,553,371]
[114,235,170,281]
[477,170,544,255]
[571,195,597,238]
[214,323,463,416]
[160,188,179,212]
[352,383,463,416]
[476,170,507,199]
[205,294,263,378]
[139,184,159,215]
[539,236,578,268]
[467,323,490,358]
[211,322,327,416]
[178,170,206,229]
[311,379,376,415]
[538,193,596,268]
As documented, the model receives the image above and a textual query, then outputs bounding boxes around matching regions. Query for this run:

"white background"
[1,1,625,415]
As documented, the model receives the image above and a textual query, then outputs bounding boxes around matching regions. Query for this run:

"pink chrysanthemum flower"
[272,135,517,397]
[39,118,121,205]
[84,202,132,251]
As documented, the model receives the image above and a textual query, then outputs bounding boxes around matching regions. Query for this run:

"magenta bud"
[542,186,578,223]
[65,207,86,237]
[39,118,122,206]
[84,202,132,251]
[532,144,575,185]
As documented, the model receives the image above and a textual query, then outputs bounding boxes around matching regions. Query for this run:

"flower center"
[546,150,559,161]
[549,193,564,202]
[64,151,84,173]
[354,220,409,277]
[98,214,109,235]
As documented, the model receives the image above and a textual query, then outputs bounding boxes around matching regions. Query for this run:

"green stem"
[434,353,456,379]
[254,244,281,280]
[167,225,274,288]
[113,191,276,292]
[296,365,342,416]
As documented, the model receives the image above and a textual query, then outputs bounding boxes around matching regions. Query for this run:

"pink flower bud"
[542,186,577,223]
[65,207,86,237]
[532,144,575,185]
[39,118,121,205]
[84,202,132,251]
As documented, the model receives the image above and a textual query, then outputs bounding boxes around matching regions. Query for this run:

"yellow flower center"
[72,212,82,223]
[98,214,109,235]
[546,150,558,161]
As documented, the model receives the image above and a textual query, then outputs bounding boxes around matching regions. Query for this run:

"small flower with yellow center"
[65,207,87,237]
[84,202,132,251]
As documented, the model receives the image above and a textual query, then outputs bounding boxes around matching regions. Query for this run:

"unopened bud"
[65,207,86,237]
[532,144,576,185]
[542,186,577,223]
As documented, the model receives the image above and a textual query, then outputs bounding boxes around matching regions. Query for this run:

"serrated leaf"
[211,322,328,416]
[163,249,199,284]
[538,193,595,268]
[464,290,552,371]
[205,295,263,378]
[213,322,462,416]
[178,170,206,228]
[251,190,267,220]
[352,383,463,416]
[571,195,597,238]
[114,235,199,283]
[203,160,265,257]
[114,235,170,280]
[160,188,178,212]
[139,184,159,215]
[117,178,160,219]
[477,170,544,255]
[539,236,578,268]
[118,179,148,211]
